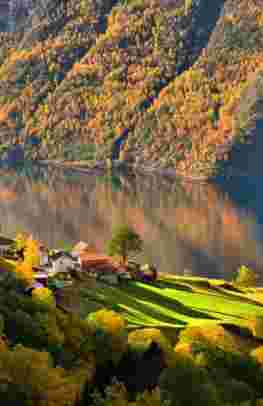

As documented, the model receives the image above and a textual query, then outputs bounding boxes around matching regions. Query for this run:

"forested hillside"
[0,0,262,178]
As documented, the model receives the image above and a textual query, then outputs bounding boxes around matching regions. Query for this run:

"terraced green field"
[74,275,263,335]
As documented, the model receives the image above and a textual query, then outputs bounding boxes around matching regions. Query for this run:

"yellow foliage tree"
[246,316,263,339]
[128,328,175,367]
[15,232,28,251]
[174,342,194,360]
[15,260,34,285]
[0,344,81,406]
[90,309,126,336]
[250,346,263,366]
[23,236,40,268]
[87,309,128,364]
[32,287,56,307]
[178,323,245,354]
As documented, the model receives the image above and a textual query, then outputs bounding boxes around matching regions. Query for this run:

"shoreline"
[37,159,254,183]
[38,159,215,183]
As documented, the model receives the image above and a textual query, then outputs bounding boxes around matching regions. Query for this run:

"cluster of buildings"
[0,238,157,294]
[33,241,132,288]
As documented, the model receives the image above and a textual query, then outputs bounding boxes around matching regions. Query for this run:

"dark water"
[0,163,263,284]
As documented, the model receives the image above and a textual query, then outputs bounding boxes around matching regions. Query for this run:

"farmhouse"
[49,251,80,275]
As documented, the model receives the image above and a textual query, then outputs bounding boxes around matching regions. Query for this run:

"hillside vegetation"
[1,239,263,405]
[0,0,262,178]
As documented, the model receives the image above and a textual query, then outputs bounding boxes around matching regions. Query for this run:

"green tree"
[0,344,81,406]
[106,225,143,265]
[159,355,221,406]
[234,265,257,287]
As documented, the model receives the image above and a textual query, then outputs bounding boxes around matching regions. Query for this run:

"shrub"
[217,378,254,405]
[102,385,171,406]
[177,324,244,355]
[196,346,263,398]
[246,316,263,339]
[87,309,126,337]
[128,328,175,367]
[174,341,194,360]
[0,344,81,406]
[251,346,263,366]
[15,261,34,285]
[159,354,221,406]
[14,233,41,268]
[86,309,128,365]
[233,265,257,287]
[84,341,167,404]
[32,287,56,308]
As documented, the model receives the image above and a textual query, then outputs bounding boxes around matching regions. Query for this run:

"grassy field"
[2,251,263,339]
[60,274,263,338]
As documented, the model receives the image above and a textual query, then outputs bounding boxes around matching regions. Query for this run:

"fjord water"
[0,164,263,283]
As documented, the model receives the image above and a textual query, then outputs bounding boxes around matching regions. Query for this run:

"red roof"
[79,251,122,273]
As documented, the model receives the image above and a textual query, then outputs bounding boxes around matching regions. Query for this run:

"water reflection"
[0,163,263,283]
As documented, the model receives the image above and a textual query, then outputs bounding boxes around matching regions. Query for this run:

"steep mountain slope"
[0,0,262,178]
[129,0,263,177]
[0,0,115,144]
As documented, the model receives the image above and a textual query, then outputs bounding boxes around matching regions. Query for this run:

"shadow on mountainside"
[179,0,225,74]
[215,117,263,180]
[214,70,263,181]
[213,73,263,243]
[114,0,226,157]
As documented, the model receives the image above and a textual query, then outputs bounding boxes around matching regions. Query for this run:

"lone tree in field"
[107,225,143,265]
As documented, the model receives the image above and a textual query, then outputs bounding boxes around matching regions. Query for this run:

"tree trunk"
[121,254,127,265]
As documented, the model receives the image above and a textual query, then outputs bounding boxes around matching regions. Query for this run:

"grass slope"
[66,275,263,337]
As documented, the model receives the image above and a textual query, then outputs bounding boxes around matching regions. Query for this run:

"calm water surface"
[0,164,263,284]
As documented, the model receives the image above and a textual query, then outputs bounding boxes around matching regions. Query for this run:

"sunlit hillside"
[0,0,262,178]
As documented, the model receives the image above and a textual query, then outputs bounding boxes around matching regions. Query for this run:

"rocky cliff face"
[0,0,262,178]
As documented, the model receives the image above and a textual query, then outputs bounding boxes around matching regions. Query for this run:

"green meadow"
[68,274,263,338]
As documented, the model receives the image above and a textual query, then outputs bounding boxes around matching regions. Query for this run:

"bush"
[177,324,244,355]
[86,309,128,366]
[233,265,257,287]
[174,341,194,360]
[251,346,263,366]
[198,346,263,398]
[246,316,263,339]
[128,328,175,367]
[15,261,34,286]
[32,287,56,308]
[83,341,167,404]
[87,309,126,337]
[159,355,221,406]
[216,378,255,404]
[101,385,172,406]
[0,344,81,406]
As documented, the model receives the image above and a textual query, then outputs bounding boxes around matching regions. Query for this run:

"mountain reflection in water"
[0,164,263,283]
